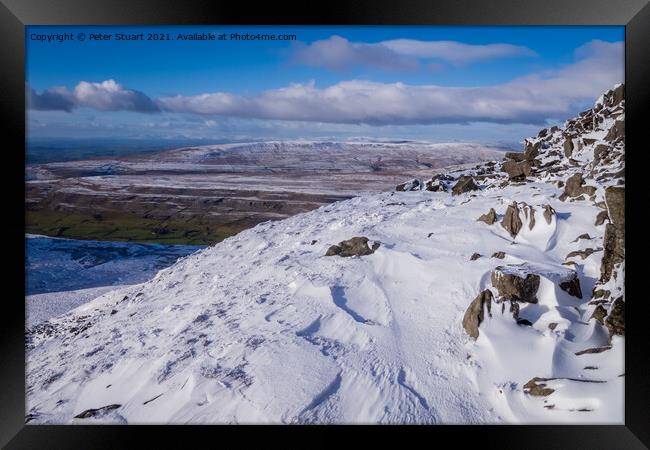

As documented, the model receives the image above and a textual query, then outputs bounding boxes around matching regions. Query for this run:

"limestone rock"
[500,202,523,238]
[451,176,479,196]
[491,266,540,303]
[605,298,625,337]
[477,208,497,225]
[462,290,493,339]
[326,237,380,257]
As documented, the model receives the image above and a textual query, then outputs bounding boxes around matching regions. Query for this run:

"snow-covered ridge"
[26,85,624,424]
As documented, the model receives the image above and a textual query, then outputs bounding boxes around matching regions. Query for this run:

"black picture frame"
[2,0,648,447]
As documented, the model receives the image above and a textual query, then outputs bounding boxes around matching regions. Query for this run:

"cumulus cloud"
[158,40,623,125]
[27,79,159,113]
[291,35,537,71]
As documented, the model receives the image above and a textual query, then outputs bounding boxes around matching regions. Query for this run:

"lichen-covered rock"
[325,237,380,257]
[462,289,493,339]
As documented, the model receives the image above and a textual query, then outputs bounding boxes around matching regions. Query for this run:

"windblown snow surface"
[26,86,625,424]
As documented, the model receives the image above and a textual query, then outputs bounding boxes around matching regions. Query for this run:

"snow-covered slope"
[26,85,625,424]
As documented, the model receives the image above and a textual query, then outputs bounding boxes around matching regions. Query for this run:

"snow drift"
[26,85,625,424]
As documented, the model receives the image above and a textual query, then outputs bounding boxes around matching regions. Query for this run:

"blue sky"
[26,25,624,146]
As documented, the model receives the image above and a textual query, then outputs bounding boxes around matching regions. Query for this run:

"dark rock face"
[325,237,379,257]
[502,160,532,181]
[74,404,122,419]
[500,202,523,238]
[572,233,592,242]
[492,251,506,259]
[451,176,479,196]
[559,272,583,299]
[470,253,482,261]
[523,377,555,397]
[600,187,625,282]
[604,120,624,142]
[491,267,540,303]
[595,210,609,226]
[605,186,624,227]
[477,208,497,225]
[605,298,625,337]
[559,174,597,201]
[462,289,493,339]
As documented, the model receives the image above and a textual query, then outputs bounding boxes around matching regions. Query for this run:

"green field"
[26,210,256,245]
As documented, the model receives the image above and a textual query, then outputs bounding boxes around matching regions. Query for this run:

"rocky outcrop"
[500,202,523,238]
[605,297,625,337]
[558,272,583,299]
[559,174,597,201]
[502,160,532,181]
[396,179,423,192]
[325,237,380,257]
[477,208,497,225]
[491,266,540,303]
[563,136,574,158]
[523,378,555,397]
[590,305,607,325]
[604,120,624,142]
[451,176,479,196]
[595,210,609,226]
[542,205,555,224]
[505,152,527,162]
[462,289,493,339]
[600,187,625,282]
[605,186,624,227]
[74,404,122,419]
[470,253,482,261]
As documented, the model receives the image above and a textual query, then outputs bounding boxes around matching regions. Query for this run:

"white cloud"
[28,40,623,126]
[158,40,623,125]
[291,35,537,71]
[28,79,159,113]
